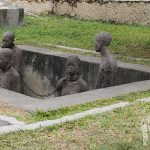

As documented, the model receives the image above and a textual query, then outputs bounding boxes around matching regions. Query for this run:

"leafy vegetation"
[0,15,150,149]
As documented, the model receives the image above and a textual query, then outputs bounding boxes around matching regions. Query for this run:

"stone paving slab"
[0,79,150,112]
[0,115,25,125]
[0,120,10,127]
[0,102,130,134]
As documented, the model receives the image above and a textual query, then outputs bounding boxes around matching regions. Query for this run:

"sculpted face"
[2,36,13,48]
[95,32,112,52]
[95,37,102,52]
[2,32,15,48]
[67,59,79,75]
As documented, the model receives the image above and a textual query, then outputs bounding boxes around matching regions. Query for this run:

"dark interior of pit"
[22,49,150,98]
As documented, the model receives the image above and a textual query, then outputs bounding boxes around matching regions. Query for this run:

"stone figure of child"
[0,48,21,93]
[95,32,118,88]
[2,31,23,92]
[54,55,88,96]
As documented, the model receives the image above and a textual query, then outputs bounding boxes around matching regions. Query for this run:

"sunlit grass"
[0,15,149,59]
[1,100,150,149]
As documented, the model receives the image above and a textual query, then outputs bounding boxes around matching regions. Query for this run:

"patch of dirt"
[38,122,106,149]
[0,101,29,116]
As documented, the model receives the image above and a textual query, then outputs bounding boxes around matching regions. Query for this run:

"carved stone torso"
[0,67,20,92]
[11,45,22,74]
[96,52,118,88]
[11,45,23,93]
[55,76,88,96]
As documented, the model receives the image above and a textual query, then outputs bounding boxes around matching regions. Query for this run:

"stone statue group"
[0,31,117,97]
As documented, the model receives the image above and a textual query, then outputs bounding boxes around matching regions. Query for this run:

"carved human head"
[0,48,12,70]
[2,31,15,48]
[66,55,81,75]
[95,32,112,52]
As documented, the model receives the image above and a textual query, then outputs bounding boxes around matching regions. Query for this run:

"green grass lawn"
[0,15,150,149]
[0,15,149,61]
[1,101,150,150]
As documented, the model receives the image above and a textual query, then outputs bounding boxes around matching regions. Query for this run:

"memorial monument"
[0,48,21,92]
[54,55,88,96]
[95,32,118,88]
[2,31,23,93]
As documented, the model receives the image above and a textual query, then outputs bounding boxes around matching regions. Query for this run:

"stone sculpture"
[95,32,118,88]
[0,48,20,92]
[54,55,88,96]
[2,31,22,74]
[2,31,23,93]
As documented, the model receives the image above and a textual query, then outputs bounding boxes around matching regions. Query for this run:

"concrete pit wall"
[50,0,150,25]
[20,45,150,98]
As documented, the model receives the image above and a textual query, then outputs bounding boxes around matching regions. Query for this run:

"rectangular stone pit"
[21,45,150,97]
[0,45,150,112]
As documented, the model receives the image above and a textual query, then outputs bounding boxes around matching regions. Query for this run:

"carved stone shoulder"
[78,77,88,92]
[55,77,66,91]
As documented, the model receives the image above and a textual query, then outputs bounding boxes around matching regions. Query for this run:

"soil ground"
[0,101,29,116]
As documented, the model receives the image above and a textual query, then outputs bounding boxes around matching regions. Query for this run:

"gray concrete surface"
[0,120,10,127]
[20,45,150,98]
[0,102,130,134]
[0,79,150,112]
[19,45,150,74]
[19,45,150,98]
[0,0,24,27]
[0,45,149,112]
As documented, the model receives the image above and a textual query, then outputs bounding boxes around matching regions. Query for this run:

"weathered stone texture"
[20,45,150,98]
[52,1,150,25]
[0,8,24,27]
